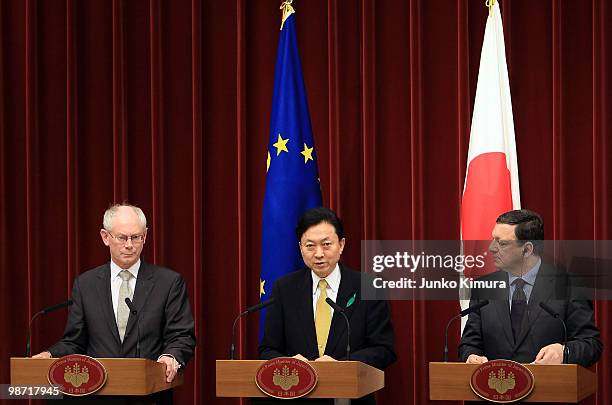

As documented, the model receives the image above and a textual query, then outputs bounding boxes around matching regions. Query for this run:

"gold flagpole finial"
[486,0,496,17]
[280,0,295,31]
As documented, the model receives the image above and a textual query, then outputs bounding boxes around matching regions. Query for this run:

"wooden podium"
[10,357,182,396]
[429,362,597,403]
[216,360,384,399]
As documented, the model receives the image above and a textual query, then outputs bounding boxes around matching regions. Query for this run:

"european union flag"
[259,10,322,337]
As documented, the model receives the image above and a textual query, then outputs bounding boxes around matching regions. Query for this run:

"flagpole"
[280,0,295,30]
[486,0,496,16]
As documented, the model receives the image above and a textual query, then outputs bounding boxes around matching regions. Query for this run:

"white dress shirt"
[110,259,140,320]
[311,264,341,320]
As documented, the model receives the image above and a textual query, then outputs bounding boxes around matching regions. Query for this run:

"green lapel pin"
[346,293,356,308]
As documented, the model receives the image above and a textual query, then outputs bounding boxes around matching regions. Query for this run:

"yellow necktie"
[315,279,332,357]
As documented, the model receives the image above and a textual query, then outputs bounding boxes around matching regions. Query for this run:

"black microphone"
[444,300,489,362]
[325,297,350,361]
[230,298,276,359]
[125,298,141,358]
[26,300,73,357]
[244,299,276,315]
[459,300,489,317]
[539,302,568,363]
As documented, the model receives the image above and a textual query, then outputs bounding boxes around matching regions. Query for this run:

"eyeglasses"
[300,241,335,252]
[107,232,145,245]
[490,239,518,249]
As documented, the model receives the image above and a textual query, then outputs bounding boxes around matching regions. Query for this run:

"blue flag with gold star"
[259,10,322,338]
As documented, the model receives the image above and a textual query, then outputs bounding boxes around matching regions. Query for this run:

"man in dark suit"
[259,207,396,404]
[33,204,196,386]
[459,209,602,367]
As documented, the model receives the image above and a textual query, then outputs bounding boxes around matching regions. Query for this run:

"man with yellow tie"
[259,207,396,405]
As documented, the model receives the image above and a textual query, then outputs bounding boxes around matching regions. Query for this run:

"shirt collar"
[110,259,141,280]
[508,257,541,286]
[311,264,341,295]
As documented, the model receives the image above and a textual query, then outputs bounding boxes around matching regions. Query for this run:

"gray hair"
[103,204,147,231]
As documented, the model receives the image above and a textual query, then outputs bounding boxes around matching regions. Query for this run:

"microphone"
[244,299,276,315]
[230,298,276,359]
[459,300,489,317]
[26,300,73,357]
[325,298,350,361]
[444,300,489,362]
[124,298,141,358]
[539,302,569,363]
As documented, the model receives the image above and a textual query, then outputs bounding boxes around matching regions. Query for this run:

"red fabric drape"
[0,1,610,404]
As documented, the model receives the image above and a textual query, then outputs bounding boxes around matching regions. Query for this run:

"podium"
[429,362,597,403]
[11,357,182,397]
[216,360,384,399]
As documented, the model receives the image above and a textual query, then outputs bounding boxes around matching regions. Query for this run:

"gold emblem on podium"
[487,368,516,394]
[48,355,107,396]
[272,365,299,390]
[255,357,317,399]
[470,360,534,403]
[64,363,90,388]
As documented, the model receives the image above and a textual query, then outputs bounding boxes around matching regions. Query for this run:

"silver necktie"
[117,270,134,342]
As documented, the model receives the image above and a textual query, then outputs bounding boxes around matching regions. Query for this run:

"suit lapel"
[125,261,155,337]
[514,263,554,349]
[325,266,357,356]
[295,270,318,358]
[492,272,514,347]
[96,263,122,346]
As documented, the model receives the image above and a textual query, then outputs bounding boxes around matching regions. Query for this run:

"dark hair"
[496,209,544,254]
[296,207,344,241]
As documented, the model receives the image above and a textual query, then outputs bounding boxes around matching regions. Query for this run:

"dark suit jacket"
[459,263,602,367]
[48,261,196,366]
[259,264,396,370]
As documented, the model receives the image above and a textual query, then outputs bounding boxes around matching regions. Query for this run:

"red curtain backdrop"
[0,0,610,404]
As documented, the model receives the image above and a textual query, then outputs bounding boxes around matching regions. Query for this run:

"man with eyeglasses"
[32,204,196,392]
[459,209,601,367]
[259,207,396,405]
